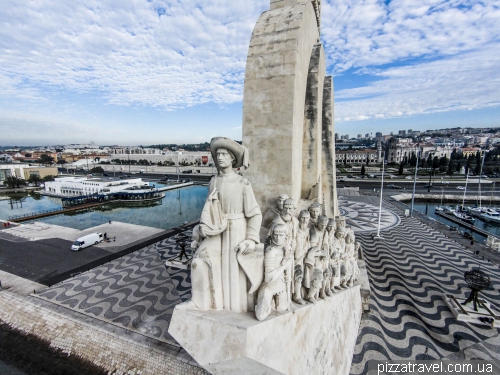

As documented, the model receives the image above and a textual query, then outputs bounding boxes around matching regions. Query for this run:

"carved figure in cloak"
[344,231,359,287]
[304,215,329,304]
[351,241,361,285]
[333,226,347,290]
[262,194,289,229]
[183,137,263,313]
[267,198,298,306]
[308,202,322,228]
[255,224,293,321]
[325,218,336,295]
[292,209,310,305]
[341,230,354,288]
[268,198,298,252]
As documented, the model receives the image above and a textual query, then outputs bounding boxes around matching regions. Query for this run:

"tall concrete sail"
[242,0,338,218]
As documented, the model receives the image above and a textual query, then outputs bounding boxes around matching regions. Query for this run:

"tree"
[3,176,26,188]
[361,165,366,177]
[90,166,104,174]
[28,174,43,187]
[447,159,454,176]
[432,156,440,170]
[439,155,448,167]
[43,175,55,182]
[427,154,433,168]
[398,163,404,175]
[57,159,67,165]
[409,152,417,167]
[38,154,54,164]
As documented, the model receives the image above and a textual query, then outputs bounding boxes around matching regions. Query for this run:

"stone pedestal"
[169,285,362,375]
[443,294,500,328]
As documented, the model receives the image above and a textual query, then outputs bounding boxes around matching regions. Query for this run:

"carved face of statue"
[298,213,310,228]
[280,199,296,222]
[327,223,336,234]
[309,207,320,220]
[277,195,288,211]
[272,229,287,246]
[216,148,234,169]
[335,228,346,240]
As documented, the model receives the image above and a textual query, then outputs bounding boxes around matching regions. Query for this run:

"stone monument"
[169,137,362,375]
[169,2,363,374]
[242,0,338,218]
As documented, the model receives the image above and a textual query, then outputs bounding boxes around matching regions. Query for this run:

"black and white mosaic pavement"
[33,201,500,372]
[339,198,400,233]
[35,234,194,345]
[350,202,500,375]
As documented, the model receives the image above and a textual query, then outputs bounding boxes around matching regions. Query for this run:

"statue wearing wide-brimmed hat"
[184,137,263,313]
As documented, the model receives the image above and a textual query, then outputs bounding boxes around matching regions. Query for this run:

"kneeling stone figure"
[255,224,293,321]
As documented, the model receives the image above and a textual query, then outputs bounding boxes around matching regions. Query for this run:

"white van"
[71,233,104,251]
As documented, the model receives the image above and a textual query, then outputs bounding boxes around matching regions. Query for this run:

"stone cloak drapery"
[195,173,262,313]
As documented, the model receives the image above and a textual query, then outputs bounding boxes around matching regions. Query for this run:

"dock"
[435,211,500,240]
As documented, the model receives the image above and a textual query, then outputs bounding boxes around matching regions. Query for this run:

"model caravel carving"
[180,137,360,321]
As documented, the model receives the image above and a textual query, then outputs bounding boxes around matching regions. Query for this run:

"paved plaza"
[350,200,500,375]
[35,233,192,345]
[18,197,500,374]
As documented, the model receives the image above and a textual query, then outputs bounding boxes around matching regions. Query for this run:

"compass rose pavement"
[339,198,401,233]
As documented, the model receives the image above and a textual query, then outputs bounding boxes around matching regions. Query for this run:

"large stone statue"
[255,224,293,321]
[184,137,263,313]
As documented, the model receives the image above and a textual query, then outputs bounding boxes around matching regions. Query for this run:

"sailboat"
[444,171,475,224]
[435,188,445,213]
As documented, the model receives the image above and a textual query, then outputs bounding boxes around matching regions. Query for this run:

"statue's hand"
[237,240,256,255]
[191,240,199,250]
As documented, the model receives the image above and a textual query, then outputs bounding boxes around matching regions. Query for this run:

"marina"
[413,201,500,242]
[0,184,208,231]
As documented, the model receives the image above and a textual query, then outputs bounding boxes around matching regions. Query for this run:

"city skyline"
[1,0,499,146]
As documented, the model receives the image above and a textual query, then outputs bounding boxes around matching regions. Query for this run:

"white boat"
[468,207,497,217]
[451,210,476,224]
[480,211,500,224]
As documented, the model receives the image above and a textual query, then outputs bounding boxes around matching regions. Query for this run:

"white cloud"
[335,43,500,121]
[0,0,267,109]
[1,0,499,143]
[322,0,500,72]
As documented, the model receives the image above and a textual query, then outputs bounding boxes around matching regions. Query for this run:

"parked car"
[391,185,403,189]
[424,184,433,188]
[181,179,191,183]
[456,186,465,190]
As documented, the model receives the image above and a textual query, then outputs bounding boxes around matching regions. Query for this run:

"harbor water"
[412,202,500,242]
[0,185,208,231]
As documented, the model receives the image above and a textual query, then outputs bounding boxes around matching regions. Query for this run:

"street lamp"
[410,149,420,217]
[374,151,385,240]
[127,148,131,173]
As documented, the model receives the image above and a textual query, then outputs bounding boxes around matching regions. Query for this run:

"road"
[336,178,500,195]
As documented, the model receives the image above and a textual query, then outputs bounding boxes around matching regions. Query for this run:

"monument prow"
[243,0,336,218]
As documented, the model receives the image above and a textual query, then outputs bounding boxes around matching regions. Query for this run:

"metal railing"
[9,208,63,220]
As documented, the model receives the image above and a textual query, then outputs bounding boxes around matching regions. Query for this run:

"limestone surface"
[169,285,362,375]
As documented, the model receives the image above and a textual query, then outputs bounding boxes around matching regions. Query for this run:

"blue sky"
[1,0,499,146]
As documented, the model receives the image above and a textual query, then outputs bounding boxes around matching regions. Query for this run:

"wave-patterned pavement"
[351,202,500,375]
[35,236,192,345]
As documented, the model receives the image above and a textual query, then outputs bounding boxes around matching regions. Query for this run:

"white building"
[44,176,145,196]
